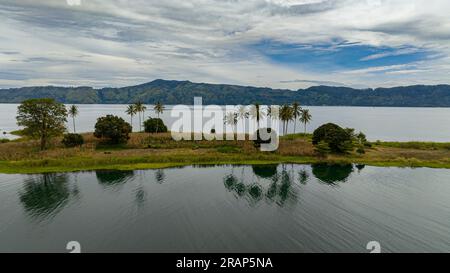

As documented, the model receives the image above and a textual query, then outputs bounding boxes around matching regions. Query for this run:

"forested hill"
[1,79,450,107]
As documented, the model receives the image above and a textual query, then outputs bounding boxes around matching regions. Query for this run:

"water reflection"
[19,173,71,220]
[96,170,135,189]
[252,165,278,179]
[311,164,354,184]
[224,165,299,206]
[298,169,309,185]
[155,169,166,184]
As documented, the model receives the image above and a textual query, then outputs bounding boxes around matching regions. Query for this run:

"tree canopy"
[16,98,67,150]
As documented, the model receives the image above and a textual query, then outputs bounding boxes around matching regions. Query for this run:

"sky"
[0,0,449,89]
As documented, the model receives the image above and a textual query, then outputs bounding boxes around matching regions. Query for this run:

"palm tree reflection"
[224,163,361,206]
[224,164,298,206]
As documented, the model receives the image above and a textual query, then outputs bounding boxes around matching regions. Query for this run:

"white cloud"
[0,0,449,89]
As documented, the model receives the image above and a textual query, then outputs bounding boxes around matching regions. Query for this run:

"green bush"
[312,123,353,153]
[62,133,84,147]
[356,145,366,154]
[94,115,132,144]
[0,138,10,144]
[144,118,168,133]
[314,141,331,157]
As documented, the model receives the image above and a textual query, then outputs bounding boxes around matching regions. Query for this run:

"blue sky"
[251,39,432,73]
[0,0,449,89]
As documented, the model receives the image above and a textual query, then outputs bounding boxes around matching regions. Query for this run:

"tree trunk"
[294,120,297,134]
[73,117,76,133]
[139,113,142,132]
[40,136,46,151]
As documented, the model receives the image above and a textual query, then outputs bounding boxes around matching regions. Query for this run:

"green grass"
[1,132,450,174]
[1,152,450,174]
[374,141,450,150]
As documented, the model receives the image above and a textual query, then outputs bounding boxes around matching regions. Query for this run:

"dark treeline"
[1,79,450,106]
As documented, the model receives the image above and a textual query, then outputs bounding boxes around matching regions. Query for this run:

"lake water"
[1,103,450,142]
[0,164,449,253]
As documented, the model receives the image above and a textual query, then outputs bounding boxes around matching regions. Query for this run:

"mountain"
[1,79,450,107]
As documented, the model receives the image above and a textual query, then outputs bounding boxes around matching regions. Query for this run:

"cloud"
[0,0,449,89]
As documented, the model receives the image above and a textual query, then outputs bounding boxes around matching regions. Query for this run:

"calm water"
[0,164,449,253]
[1,103,450,141]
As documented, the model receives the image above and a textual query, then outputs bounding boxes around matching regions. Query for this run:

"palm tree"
[249,103,265,132]
[237,105,248,122]
[280,104,293,135]
[125,104,137,131]
[266,105,280,133]
[154,102,165,118]
[134,101,145,132]
[153,102,165,133]
[224,112,238,134]
[299,109,312,135]
[291,102,302,134]
[68,105,78,133]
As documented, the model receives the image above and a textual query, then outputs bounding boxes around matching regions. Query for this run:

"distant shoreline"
[1,79,450,107]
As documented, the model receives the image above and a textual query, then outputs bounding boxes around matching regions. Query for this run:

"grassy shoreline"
[1,133,450,174]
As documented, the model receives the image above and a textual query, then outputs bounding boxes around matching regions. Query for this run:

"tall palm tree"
[224,112,238,134]
[280,104,293,135]
[125,104,137,132]
[68,105,79,133]
[299,109,312,135]
[266,105,280,133]
[153,102,165,133]
[249,103,265,132]
[237,105,248,122]
[291,102,302,134]
[154,102,165,118]
[134,101,145,132]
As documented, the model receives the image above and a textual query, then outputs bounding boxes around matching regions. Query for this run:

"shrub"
[312,123,353,153]
[0,138,10,144]
[62,133,84,147]
[314,141,331,158]
[94,115,132,144]
[356,145,366,154]
[144,118,168,133]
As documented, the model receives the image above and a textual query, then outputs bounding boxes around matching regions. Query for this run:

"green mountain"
[1,79,450,107]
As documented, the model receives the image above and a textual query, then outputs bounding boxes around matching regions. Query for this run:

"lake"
[0,164,449,253]
[1,104,450,142]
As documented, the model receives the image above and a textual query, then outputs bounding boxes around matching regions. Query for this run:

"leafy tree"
[291,102,302,134]
[125,104,137,131]
[299,109,312,134]
[62,133,84,148]
[16,98,67,150]
[144,118,168,133]
[68,105,79,133]
[94,115,132,144]
[312,123,352,153]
